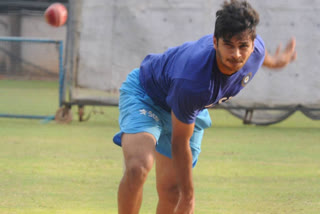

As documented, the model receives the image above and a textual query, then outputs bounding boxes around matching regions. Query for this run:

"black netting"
[220,103,320,125]
[301,108,320,120]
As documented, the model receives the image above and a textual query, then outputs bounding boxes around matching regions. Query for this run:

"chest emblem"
[241,72,252,87]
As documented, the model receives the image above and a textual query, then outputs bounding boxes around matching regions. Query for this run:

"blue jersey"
[139,34,265,124]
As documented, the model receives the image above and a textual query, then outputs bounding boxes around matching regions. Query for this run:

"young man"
[113,0,297,213]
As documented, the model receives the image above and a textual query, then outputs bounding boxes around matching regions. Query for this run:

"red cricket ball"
[44,3,68,27]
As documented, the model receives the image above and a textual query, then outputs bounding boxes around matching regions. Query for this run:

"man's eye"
[240,45,249,49]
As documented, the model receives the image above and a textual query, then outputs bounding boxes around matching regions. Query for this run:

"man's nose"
[232,48,241,59]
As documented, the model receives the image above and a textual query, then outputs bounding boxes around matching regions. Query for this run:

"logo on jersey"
[218,96,233,104]
[205,96,233,108]
[205,103,215,108]
[241,72,252,87]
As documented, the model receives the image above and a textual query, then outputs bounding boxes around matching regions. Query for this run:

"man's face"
[214,31,255,75]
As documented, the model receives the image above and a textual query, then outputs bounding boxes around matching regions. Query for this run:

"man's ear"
[251,40,255,53]
[213,36,218,48]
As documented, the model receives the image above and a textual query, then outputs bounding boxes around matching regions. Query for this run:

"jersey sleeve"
[166,79,206,124]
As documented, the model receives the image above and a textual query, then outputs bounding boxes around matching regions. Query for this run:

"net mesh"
[0,38,61,117]
[0,39,59,80]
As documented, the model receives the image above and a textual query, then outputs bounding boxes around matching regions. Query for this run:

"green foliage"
[0,80,319,213]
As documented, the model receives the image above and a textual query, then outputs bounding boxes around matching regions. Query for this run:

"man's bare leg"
[155,151,180,214]
[118,132,156,214]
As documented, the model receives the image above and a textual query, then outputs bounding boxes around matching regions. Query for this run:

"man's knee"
[157,183,180,203]
[124,159,153,189]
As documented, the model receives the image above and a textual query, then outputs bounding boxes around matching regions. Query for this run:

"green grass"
[0,80,320,213]
[194,112,320,214]
[0,80,58,115]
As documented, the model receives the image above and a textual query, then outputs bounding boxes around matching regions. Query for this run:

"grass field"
[1,80,320,214]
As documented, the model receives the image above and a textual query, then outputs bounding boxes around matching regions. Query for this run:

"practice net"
[0,37,63,120]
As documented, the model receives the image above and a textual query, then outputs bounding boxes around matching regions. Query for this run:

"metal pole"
[58,41,64,107]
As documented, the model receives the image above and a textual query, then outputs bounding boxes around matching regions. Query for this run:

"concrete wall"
[69,0,320,108]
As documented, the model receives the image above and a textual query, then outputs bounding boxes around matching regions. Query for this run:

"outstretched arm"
[263,37,297,69]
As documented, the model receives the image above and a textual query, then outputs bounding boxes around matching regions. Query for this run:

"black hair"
[214,0,259,41]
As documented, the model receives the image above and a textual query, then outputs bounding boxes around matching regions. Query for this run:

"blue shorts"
[113,68,212,167]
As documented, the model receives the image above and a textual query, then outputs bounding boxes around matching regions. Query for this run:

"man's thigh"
[121,132,157,169]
